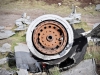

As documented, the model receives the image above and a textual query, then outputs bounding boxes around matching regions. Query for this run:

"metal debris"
[0,26,15,39]
[61,59,98,75]
[15,43,41,73]
[91,23,100,38]
[81,23,100,44]
[15,13,31,31]
[91,23,100,45]
[0,43,11,53]
[33,20,68,55]
[26,14,88,68]
[64,5,81,24]
[14,13,99,75]
[95,4,100,11]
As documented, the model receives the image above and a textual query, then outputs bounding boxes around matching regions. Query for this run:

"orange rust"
[32,20,68,55]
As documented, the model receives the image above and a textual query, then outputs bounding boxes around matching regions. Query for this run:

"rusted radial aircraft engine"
[26,14,87,69]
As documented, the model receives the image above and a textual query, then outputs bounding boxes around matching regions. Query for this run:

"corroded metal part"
[33,20,68,55]
[26,14,74,60]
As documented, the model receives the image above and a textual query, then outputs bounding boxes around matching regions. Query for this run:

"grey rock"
[15,43,41,72]
[0,43,11,53]
[16,69,28,75]
[0,57,8,65]
[0,68,13,75]
[0,27,15,39]
[95,4,100,11]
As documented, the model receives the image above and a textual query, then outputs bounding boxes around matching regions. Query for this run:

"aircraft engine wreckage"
[14,13,100,75]
[26,14,88,69]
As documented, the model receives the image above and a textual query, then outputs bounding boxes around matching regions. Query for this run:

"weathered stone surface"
[0,57,8,65]
[15,43,41,73]
[95,4,100,11]
[0,68,13,75]
[16,69,28,75]
[0,43,11,53]
[0,28,15,39]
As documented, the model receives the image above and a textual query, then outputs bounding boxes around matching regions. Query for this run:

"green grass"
[0,53,8,59]
[84,43,100,63]
[9,31,26,51]
[0,30,26,71]
[0,0,100,16]
[49,66,61,75]
[0,62,17,71]
[73,21,91,31]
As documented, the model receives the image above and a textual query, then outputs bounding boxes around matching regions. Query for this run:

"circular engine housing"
[26,14,74,63]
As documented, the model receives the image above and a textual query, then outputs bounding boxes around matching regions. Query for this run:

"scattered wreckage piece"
[61,59,98,75]
[91,23,100,45]
[0,26,15,39]
[15,13,31,26]
[0,57,8,65]
[14,25,28,31]
[15,13,31,31]
[15,43,41,75]
[0,68,14,75]
[26,14,87,67]
[95,4,100,11]
[14,14,100,75]
[14,43,98,75]
[0,43,11,53]
[92,23,100,37]
[81,22,100,45]
[64,5,81,24]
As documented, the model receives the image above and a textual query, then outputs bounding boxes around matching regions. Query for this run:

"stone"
[0,57,8,65]
[0,27,15,39]
[95,4,100,11]
[0,43,11,53]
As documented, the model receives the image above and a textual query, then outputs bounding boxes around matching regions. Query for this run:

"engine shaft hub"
[33,20,68,55]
